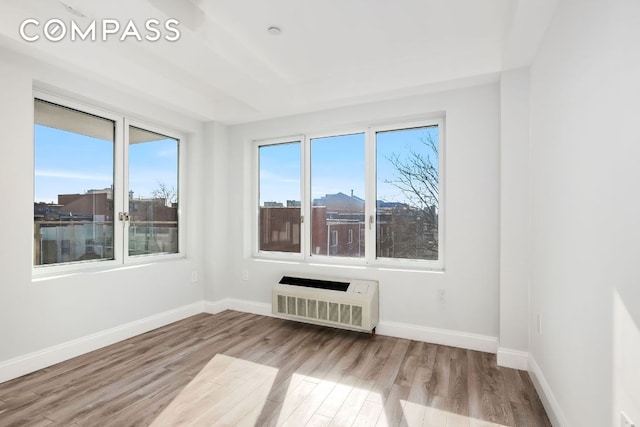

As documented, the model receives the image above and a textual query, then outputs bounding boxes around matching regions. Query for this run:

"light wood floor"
[0,311,550,426]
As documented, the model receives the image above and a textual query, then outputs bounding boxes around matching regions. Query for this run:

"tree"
[384,132,438,224]
[152,181,177,207]
[382,132,439,259]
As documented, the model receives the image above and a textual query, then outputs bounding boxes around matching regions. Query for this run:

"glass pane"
[376,125,439,260]
[311,133,365,258]
[34,99,115,266]
[128,126,179,256]
[259,142,301,253]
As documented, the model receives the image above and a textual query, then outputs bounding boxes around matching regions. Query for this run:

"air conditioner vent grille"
[274,294,370,330]
[273,276,378,333]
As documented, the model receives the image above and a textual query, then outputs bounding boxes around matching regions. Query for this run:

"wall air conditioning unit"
[272,274,379,335]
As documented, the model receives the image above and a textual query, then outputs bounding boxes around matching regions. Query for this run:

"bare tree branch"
[384,132,438,222]
[152,181,177,207]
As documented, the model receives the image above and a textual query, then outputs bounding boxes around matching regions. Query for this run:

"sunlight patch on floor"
[395,399,509,427]
[150,354,278,426]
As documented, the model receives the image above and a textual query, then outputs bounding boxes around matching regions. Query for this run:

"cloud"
[156,149,177,158]
[260,169,299,184]
[35,169,112,181]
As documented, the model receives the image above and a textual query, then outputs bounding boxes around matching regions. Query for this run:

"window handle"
[119,212,130,222]
[369,215,374,230]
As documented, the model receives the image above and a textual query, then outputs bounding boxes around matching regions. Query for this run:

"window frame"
[252,117,445,271]
[32,91,186,276]
[124,118,186,264]
[253,135,305,260]
[370,118,445,270]
[306,129,367,262]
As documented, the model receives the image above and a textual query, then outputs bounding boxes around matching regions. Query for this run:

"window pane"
[311,133,365,257]
[259,142,301,253]
[34,99,115,266]
[128,126,179,256]
[376,125,439,260]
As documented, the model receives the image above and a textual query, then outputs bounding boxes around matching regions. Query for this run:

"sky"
[259,126,439,207]
[34,125,178,204]
[35,122,437,208]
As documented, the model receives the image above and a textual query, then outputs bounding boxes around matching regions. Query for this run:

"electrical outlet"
[437,289,447,304]
[190,271,198,283]
[621,412,635,427]
[242,270,249,281]
[537,314,543,335]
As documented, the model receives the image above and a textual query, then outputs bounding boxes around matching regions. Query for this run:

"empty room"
[0,0,639,426]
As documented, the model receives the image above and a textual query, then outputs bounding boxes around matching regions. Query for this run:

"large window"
[255,119,443,267]
[33,96,183,270]
[311,133,365,258]
[128,126,179,256]
[376,125,439,260]
[258,140,301,253]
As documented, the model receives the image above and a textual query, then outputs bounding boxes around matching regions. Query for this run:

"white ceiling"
[0,0,557,124]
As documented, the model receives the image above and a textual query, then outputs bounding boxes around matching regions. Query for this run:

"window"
[311,133,365,258]
[34,99,115,266]
[258,140,301,253]
[33,95,184,270]
[255,118,443,268]
[376,125,439,260]
[128,126,179,256]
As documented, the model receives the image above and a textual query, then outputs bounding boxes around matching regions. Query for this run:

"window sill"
[31,254,188,282]
[252,254,444,274]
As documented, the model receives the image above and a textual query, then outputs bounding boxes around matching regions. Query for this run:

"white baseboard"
[497,347,529,370]
[203,299,229,314]
[204,298,271,317]
[376,320,497,353]
[203,298,496,353]
[528,355,569,427]
[1,297,501,385]
[0,301,203,384]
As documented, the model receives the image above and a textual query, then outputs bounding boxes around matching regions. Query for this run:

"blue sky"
[34,125,178,203]
[35,123,436,207]
[259,126,438,207]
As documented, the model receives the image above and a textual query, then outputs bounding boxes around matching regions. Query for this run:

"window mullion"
[302,136,311,260]
[364,128,376,264]
[112,117,126,264]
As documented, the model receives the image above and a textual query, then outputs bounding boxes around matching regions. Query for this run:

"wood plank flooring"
[0,311,550,426]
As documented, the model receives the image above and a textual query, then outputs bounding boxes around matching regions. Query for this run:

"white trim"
[496,347,529,370]
[202,299,229,314]
[0,302,202,384]
[1,298,501,387]
[204,298,496,353]
[376,319,497,353]
[226,298,272,317]
[528,355,569,427]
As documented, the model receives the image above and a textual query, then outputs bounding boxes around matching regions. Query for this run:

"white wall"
[498,67,531,368]
[0,46,205,378]
[203,121,232,302]
[220,83,501,345]
[529,0,640,425]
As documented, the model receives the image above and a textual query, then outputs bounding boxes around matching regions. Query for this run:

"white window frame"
[370,118,445,270]
[253,136,305,260]
[124,118,186,264]
[306,129,367,264]
[252,117,445,270]
[32,91,186,276]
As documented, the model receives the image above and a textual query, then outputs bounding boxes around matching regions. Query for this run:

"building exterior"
[34,190,178,264]
[259,192,437,259]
